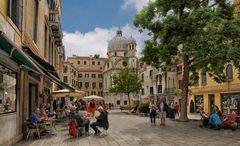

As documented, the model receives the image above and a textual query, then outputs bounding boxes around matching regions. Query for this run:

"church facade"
[103,29,138,106]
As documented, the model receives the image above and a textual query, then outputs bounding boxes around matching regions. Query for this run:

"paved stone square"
[15,110,240,146]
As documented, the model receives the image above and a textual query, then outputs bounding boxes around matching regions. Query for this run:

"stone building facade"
[139,63,177,104]
[63,61,80,89]
[67,54,107,96]
[0,0,68,145]
[103,29,138,106]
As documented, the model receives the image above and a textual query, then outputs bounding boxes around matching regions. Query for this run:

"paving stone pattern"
[15,110,240,146]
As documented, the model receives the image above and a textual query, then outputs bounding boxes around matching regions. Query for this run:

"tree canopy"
[134,0,240,121]
[110,69,142,110]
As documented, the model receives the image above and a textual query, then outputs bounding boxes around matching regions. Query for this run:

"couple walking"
[149,98,167,126]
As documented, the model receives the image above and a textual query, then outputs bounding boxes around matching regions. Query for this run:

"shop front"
[0,32,43,145]
[221,93,240,115]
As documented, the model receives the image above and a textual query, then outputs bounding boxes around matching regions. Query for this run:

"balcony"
[49,10,62,46]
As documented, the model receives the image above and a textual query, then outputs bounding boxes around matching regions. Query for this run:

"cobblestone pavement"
[15,110,240,146]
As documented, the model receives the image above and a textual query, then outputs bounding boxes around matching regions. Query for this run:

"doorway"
[29,84,38,114]
[208,94,215,113]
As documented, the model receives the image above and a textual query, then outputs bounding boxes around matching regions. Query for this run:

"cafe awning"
[23,47,59,78]
[0,31,43,74]
[0,31,73,91]
[22,47,74,91]
[51,89,84,98]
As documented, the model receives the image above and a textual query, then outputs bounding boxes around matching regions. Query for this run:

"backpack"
[69,121,77,137]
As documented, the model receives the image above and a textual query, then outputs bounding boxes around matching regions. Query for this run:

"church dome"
[107,29,128,52]
[128,36,136,44]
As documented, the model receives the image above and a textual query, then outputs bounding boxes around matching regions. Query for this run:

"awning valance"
[0,31,43,74]
[22,47,74,91]
[23,47,59,78]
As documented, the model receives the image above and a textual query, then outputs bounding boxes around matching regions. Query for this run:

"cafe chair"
[24,119,40,140]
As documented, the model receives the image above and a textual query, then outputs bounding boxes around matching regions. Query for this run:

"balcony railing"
[49,10,62,46]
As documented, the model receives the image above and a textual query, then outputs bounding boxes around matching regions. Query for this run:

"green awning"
[0,31,41,73]
[0,31,73,91]
[45,71,75,91]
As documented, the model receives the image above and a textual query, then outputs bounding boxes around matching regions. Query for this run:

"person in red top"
[174,102,180,117]
[89,99,96,116]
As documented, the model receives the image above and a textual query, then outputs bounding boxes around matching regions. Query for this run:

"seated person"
[29,108,47,134]
[75,108,90,135]
[209,106,222,130]
[90,106,109,135]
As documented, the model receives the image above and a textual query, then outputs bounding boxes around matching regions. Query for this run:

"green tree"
[135,0,240,121]
[110,69,142,111]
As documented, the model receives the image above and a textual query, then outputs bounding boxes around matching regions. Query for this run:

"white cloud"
[121,0,155,12]
[63,24,150,58]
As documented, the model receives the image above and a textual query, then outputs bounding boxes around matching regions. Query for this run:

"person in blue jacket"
[209,106,222,130]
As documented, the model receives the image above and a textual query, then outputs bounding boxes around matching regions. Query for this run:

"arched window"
[226,64,233,81]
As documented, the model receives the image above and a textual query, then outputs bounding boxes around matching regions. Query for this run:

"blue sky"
[62,0,136,33]
[62,0,151,57]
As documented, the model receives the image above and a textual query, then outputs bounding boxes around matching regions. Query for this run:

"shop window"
[226,64,233,81]
[195,95,204,112]
[222,94,240,115]
[0,64,17,114]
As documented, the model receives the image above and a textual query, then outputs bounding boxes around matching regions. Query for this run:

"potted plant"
[40,91,49,99]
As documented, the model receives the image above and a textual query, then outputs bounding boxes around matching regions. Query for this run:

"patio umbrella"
[83,95,104,101]
[51,89,84,99]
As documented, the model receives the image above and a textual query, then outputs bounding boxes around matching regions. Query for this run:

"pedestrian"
[158,97,167,126]
[89,99,96,116]
[174,102,180,117]
[170,101,175,119]
[149,99,157,125]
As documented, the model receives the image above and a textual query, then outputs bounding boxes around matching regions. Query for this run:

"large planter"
[139,102,150,114]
